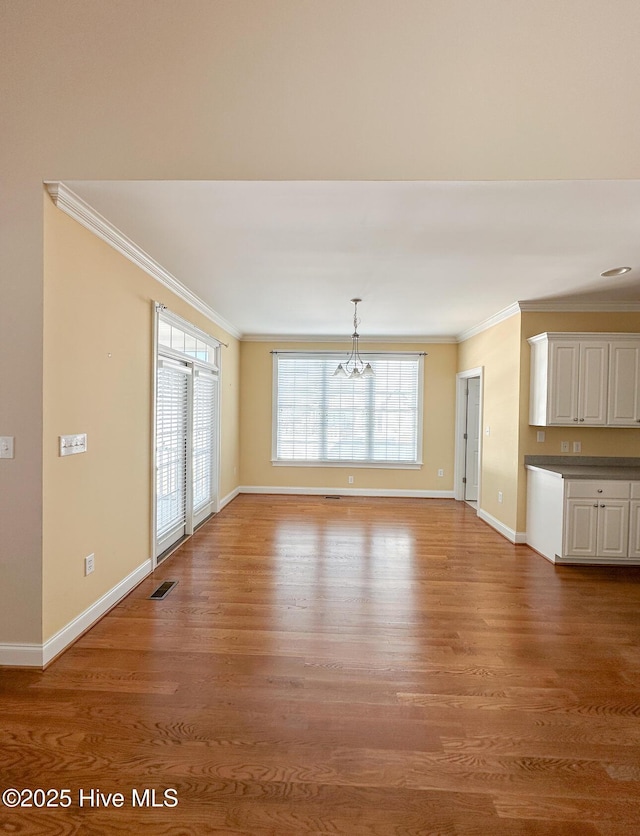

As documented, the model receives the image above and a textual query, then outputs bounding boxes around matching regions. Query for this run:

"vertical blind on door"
[273,354,423,464]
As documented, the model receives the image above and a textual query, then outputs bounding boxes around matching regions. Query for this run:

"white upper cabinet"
[530,334,609,426]
[608,341,640,426]
[529,333,640,427]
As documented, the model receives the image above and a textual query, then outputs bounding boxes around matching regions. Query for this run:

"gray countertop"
[524,456,640,480]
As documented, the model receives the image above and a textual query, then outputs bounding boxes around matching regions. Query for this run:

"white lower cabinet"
[564,481,632,562]
[526,469,640,565]
[565,498,629,559]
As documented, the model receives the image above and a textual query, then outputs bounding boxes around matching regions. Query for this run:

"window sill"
[271,460,423,470]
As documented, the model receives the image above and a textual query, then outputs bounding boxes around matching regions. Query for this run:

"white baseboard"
[0,643,44,667]
[218,487,240,510]
[477,507,527,544]
[42,559,152,666]
[0,558,152,668]
[238,485,456,499]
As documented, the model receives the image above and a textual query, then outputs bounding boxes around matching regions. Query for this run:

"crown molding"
[518,300,640,312]
[45,182,242,340]
[456,298,640,343]
[241,333,457,344]
[456,302,521,343]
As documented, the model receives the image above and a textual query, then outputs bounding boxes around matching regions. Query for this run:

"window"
[273,353,423,466]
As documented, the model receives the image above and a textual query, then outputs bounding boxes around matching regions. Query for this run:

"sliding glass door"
[156,358,191,556]
[154,307,220,563]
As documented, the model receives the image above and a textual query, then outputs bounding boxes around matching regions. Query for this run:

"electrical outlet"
[348,475,354,484]
[498,491,503,503]
[84,553,95,576]
[536,431,545,442]
[437,468,444,477]
[561,441,569,453]
[573,441,582,453]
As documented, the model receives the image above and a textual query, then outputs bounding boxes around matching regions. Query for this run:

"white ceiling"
[64,179,640,339]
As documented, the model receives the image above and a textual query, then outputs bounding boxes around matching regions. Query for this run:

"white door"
[464,377,481,501]
[155,358,191,556]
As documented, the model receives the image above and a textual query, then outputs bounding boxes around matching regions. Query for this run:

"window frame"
[271,351,424,469]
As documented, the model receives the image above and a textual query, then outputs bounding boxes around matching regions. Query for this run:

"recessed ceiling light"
[600,266,631,277]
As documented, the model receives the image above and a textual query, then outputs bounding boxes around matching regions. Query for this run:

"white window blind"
[156,362,189,540]
[274,354,423,465]
[193,370,217,512]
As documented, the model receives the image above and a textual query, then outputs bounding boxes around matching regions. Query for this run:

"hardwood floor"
[3,495,640,834]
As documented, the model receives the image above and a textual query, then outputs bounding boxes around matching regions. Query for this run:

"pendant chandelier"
[333,298,374,379]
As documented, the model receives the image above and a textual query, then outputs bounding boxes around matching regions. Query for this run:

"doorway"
[455,368,483,507]
[153,306,220,565]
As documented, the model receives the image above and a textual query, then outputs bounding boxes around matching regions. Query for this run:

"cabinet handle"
[593,503,598,507]
[597,489,603,493]
[600,504,605,508]
[579,418,585,422]
[573,417,579,422]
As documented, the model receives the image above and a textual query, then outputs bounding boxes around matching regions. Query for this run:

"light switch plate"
[0,436,14,459]
[59,433,87,456]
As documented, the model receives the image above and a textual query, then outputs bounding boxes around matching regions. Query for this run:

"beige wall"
[3,0,640,647]
[43,194,239,641]
[458,314,522,533]
[240,341,457,492]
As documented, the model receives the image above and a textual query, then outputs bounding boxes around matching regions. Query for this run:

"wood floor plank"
[2,495,640,833]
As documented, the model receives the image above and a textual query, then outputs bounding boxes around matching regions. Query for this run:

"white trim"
[42,559,152,666]
[457,301,640,344]
[219,487,241,509]
[539,553,640,566]
[151,303,159,567]
[528,330,640,342]
[238,485,455,498]
[0,643,44,667]
[158,306,224,350]
[0,559,152,668]
[519,301,640,313]
[478,507,527,544]
[456,303,521,343]
[243,334,456,344]
[454,367,484,502]
[45,182,241,340]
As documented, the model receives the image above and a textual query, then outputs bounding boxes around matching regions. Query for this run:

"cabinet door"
[596,501,629,559]
[548,341,580,424]
[628,501,640,559]
[578,342,608,425]
[608,342,640,426]
[564,500,598,557]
